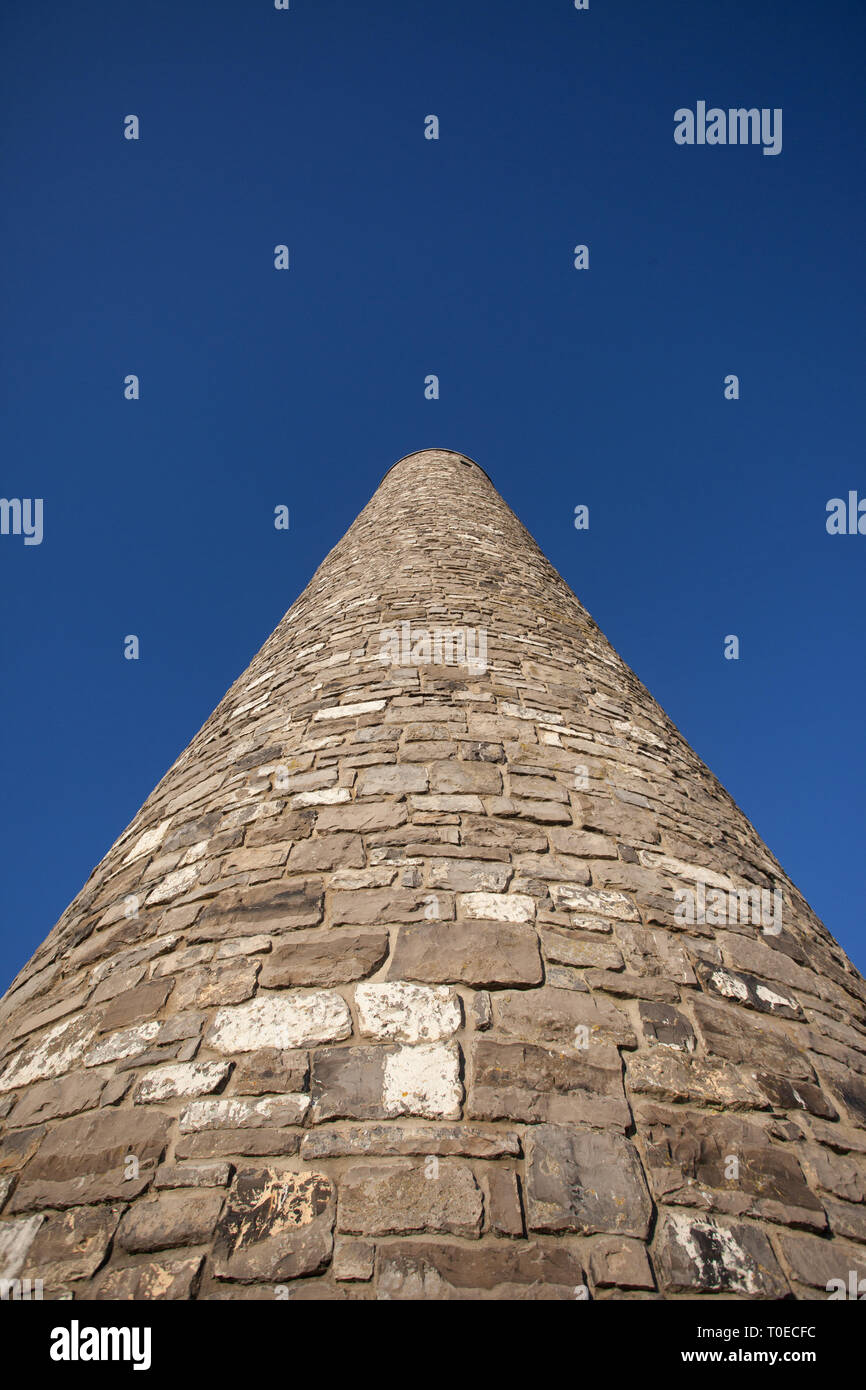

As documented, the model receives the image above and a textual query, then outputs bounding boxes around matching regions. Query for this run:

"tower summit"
[1,449,865,1299]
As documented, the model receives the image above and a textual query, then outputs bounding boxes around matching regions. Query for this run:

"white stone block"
[355,982,461,1044]
[382,1042,462,1119]
[457,892,535,922]
[207,992,352,1053]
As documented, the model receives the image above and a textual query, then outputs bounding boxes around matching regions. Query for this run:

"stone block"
[205,992,352,1053]
[355,982,462,1043]
[654,1211,789,1297]
[212,1168,335,1280]
[525,1125,652,1238]
[389,921,542,988]
[117,1190,225,1253]
[337,1160,482,1237]
[261,929,388,988]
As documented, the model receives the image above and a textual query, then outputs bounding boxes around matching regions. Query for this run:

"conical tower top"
[1,450,864,1301]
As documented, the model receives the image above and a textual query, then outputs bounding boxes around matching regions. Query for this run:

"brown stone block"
[627,1050,766,1110]
[116,1190,225,1253]
[154,1161,234,1189]
[337,1159,482,1237]
[389,920,542,988]
[332,1236,375,1282]
[584,969,679,1003]
[285,832,364,872]
[823,1197,866,1242]
[654,1210,789,1297]
[692,997,814,1080]
[97,978,174,1034]
[93,1255,203,1300]
[427,859,513,892]
[328,888,435,926]
[9,1067,104,1134]
[10,990,91,1040]
[355,764,428,796]
[300,1122,520,1160]
[429,761,502,794]
[818,1057,866,1128]
[0,1125,46,1173]
[230,1048,309,1095]
[315,803,408,833]
[460,741,505,762]
[212,1168,335,1281]
[639,1110,825,1228]
[461,816,548,853]
[309,1045,391,1122]
[485,1166,524,1237]
[10,1106,170,1208]
[21,1204,123,1286]
[588,1237,655,1290]
[197,879,324,933]
[777,1229,866,1292]
[798,1143,866,1204]
[260,929,388,988]
[696,960,803,1022]
[492,984,635,1048]
[468,1039,630,1130]
[540,928,624,971]
[376,1238,585,1299]
[638,1001,696,1052]
[526,1125,652,1238]
[174,1129,302,1160]
[578,800,661,844]
[171,961,260,1011]
[753,1071,838,1120]
[548,826,619,858]
[490,797,572,825]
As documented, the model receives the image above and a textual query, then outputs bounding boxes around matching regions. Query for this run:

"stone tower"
[1,448,865,1302]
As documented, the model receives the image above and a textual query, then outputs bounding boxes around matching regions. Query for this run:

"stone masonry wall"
[1,449,865,1300]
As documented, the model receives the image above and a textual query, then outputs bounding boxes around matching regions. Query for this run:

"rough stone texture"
[205,992,351,1052]
[468,1038,630,1130]
[1,448,864,1300]
[388,920,542,987]
[212,1168,335,1281]
[20,1204,123,1289]
[589,1238,655,1290]
[260,929,389,988]
[310,1041,462,1121]
[133,1060,232,1104]
[333,1236,375,1282]
[93,1256,203,1300]
[117,1190,225,1253]
[355,981,462,1043]
[525,1125,653,1238]
[376,1240,585,1299]
[486,1166,525,1237]
[337,1160,483,1237]
[300,1123,520,1159]
[654,1211,789,1298]
[7,1108,171,1211]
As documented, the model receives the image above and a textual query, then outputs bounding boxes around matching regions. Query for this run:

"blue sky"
[1,0,864,990]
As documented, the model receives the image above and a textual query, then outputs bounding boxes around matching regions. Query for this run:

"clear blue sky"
[1,0,864,991]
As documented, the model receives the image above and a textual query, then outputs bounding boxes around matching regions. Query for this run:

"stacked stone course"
[1,449,865,1300]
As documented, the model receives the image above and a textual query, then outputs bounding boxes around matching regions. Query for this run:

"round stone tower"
[1,449,865,1300]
